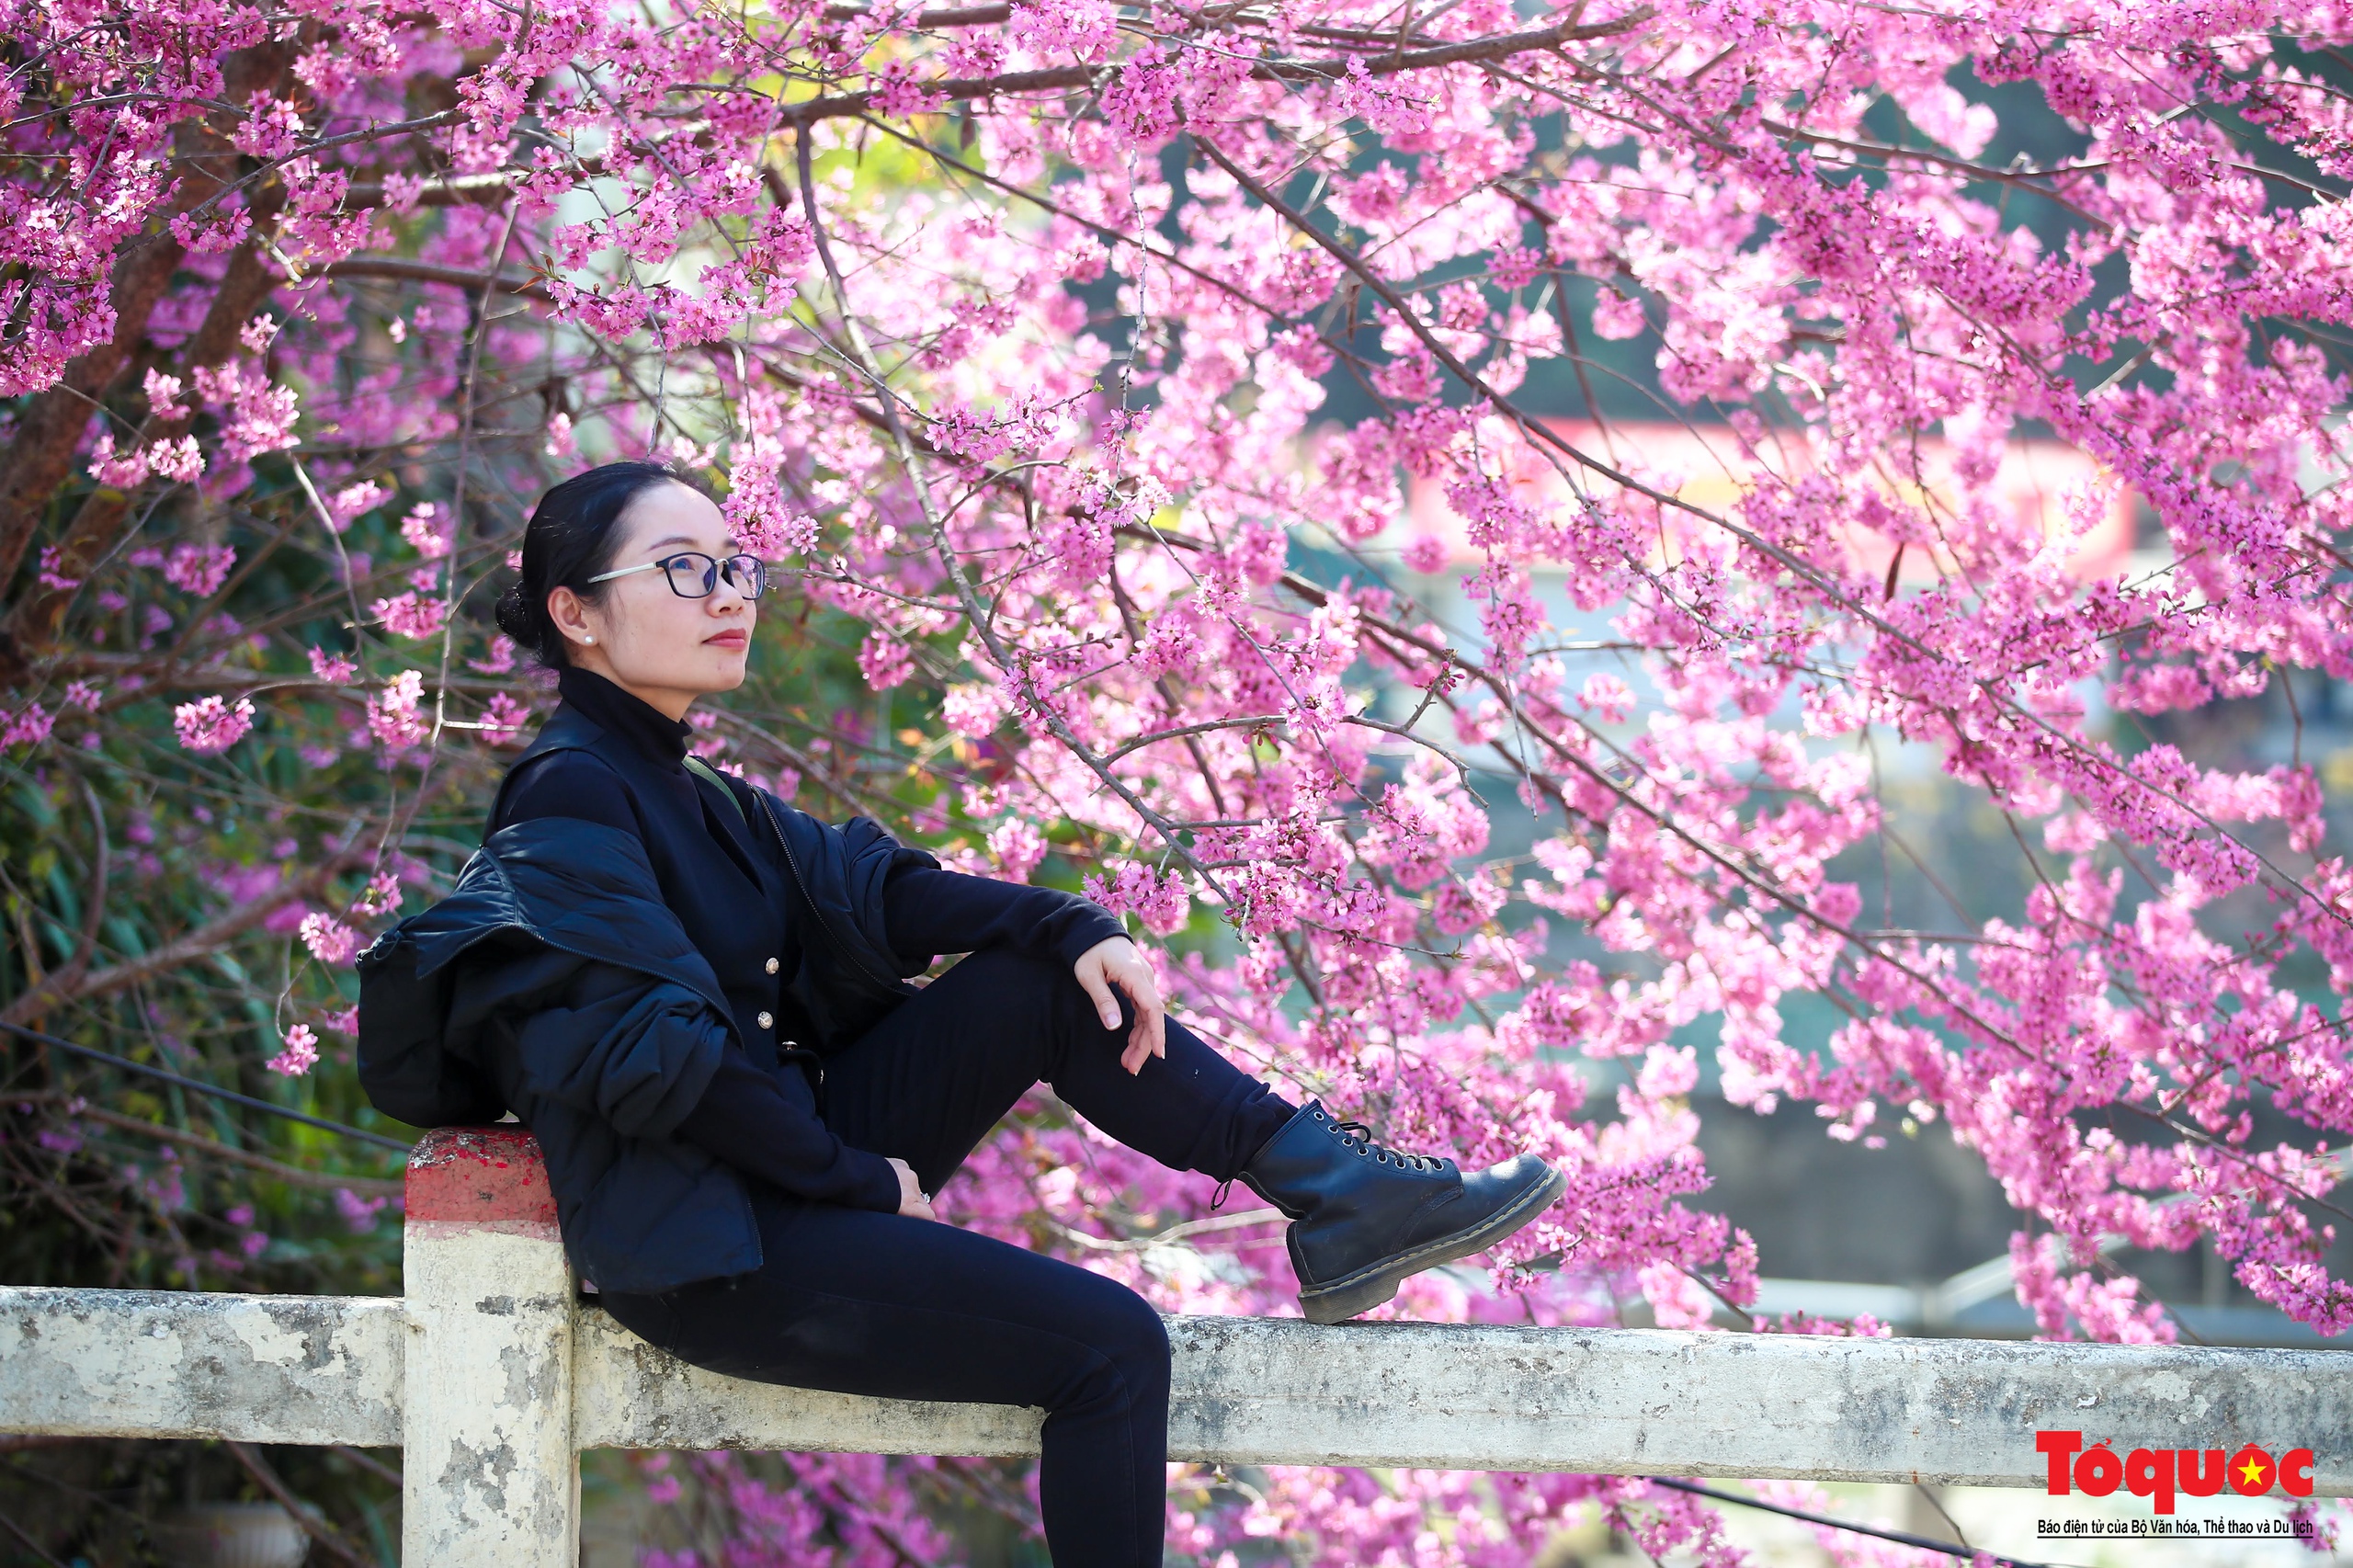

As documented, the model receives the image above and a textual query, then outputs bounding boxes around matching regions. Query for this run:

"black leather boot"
[1236,1101,1564,1324]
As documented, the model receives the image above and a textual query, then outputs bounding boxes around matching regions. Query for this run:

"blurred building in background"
[1317,419,2353,1350]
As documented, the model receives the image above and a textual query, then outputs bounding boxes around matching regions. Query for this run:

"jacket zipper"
[756,791,899,993]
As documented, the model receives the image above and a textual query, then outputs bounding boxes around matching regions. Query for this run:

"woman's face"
[546,482,756,719]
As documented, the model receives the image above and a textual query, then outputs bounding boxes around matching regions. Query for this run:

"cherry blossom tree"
[5,0,2352,1557]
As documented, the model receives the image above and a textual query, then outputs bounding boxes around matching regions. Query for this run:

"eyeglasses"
[587,551,767,600]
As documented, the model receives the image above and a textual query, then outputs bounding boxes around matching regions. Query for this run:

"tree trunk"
[0,40,297,684]
[10,222,288,653]
[0,236,188,598]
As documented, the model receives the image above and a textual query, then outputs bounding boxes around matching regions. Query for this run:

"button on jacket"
[358,668,1125,1292]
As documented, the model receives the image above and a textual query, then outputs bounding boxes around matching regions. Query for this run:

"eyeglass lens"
[659,552,767,600]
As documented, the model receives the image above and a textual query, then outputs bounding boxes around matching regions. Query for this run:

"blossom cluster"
[6,0,2352,1559]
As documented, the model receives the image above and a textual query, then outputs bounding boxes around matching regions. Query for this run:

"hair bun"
[493,581,539,649]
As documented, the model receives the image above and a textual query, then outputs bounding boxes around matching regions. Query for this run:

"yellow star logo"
[2239,1456,2269,1489]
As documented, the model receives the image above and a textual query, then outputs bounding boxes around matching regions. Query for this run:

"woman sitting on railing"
[357,460,1563,1568]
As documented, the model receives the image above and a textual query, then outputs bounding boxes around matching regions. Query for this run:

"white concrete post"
[401,1126,577,1565]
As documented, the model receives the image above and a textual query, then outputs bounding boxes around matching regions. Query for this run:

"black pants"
[600,948,1296,1566]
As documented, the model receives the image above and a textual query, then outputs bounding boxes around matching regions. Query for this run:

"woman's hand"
[888,1156,937,1221]
[1074,936,1166,1075]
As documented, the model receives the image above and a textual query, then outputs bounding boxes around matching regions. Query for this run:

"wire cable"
[1645,1476,2061,1568]
[0,1018,413,1152]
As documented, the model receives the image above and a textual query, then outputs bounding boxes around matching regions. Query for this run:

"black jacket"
[357,793,929,1293]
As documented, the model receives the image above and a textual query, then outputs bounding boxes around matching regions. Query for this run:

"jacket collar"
[508,682,772,892]
[554,666,691,771]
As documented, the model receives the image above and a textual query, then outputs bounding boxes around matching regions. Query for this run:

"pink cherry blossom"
[370,591,448,640]
[309,647,358,684]
[399,504,450,559]
[3,702,55,749]
[298,915,362,968]
[368,671,428,749]
[266,1023,319,1077]
[13,0,2353,1554]
[171,695,253,755]
[480,691,531,746]
[163,542,235,597]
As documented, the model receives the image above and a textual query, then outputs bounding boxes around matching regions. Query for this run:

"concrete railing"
[2,1127,2347,1562]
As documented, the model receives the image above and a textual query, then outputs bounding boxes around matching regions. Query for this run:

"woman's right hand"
[888,1157,937,1221]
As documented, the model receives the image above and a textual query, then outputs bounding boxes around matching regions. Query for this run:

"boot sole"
[1297,1162,1568,1324]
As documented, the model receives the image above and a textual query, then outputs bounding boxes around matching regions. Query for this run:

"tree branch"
[224,1443,375,1568]
[772,9,1656,125]
[791,125,1237,901]
[3,832,371,1023]
[318,256,551,301]
[25,1096,403,1197]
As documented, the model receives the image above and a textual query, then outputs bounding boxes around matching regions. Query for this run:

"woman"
[358,460,1563,1566]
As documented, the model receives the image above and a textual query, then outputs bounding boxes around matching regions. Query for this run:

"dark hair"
[494,460,688,668]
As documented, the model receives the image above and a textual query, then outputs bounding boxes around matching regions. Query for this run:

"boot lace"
[1332,1119,1446,1173]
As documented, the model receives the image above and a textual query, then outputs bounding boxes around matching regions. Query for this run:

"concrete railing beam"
[3,1123,2346,1561]
[573,1301,2353,1492]
[0,1286,402,1446]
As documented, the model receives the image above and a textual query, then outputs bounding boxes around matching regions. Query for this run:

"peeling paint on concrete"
[0,1286,401,1445]
[1,1279,2342,1546]
[403,1221,575,1565]
[1151,1318,2353,1490]
[570,1309,2350,1494]
[9,1124,2344,1564]
[572,1311,1046,1456]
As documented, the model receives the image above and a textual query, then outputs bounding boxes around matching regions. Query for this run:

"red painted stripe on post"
[404,1126,557,1225]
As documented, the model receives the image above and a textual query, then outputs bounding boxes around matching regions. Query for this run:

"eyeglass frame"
[585,551,768,600]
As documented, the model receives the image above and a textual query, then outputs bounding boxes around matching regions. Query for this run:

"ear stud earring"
[585,635,597,644]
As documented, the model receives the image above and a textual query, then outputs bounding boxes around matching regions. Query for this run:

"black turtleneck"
[493,667,1127,1215]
